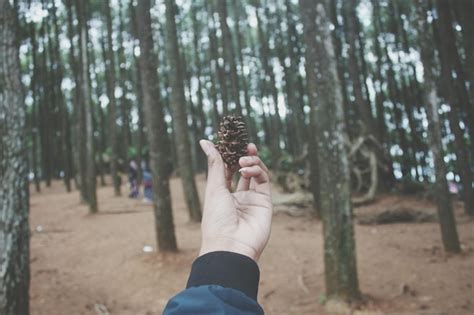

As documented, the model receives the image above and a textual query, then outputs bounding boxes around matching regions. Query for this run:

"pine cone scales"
[216,115,249,169]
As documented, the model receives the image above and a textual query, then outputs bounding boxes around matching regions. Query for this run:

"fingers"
[239,165,269,185]
[200,140,226,189]
[236,146,271,194]
[236,143,260,191]
[238,155,269,174]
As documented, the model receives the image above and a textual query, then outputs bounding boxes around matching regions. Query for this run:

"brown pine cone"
[216,115,249,169]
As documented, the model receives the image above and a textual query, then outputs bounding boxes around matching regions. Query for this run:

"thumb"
[200,140,226,189]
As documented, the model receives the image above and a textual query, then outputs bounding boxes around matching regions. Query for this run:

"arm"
[164,140,272,314]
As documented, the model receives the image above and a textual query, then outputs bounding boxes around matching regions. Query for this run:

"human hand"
[198,140,272,262]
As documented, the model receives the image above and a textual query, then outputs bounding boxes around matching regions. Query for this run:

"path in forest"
[29,177,474,314]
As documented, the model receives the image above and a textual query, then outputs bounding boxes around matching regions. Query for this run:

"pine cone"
[216,115,249,169]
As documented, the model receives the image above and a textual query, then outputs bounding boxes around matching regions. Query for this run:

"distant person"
[163,140,272,314]
[128,159,139,198]
[142,168,153,203]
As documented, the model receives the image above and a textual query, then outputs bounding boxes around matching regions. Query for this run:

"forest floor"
[29,175,474,315]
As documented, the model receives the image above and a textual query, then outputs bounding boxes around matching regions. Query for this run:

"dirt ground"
[29,176,474,315]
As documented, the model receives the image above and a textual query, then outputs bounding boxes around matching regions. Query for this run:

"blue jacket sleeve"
[163,251,264,314]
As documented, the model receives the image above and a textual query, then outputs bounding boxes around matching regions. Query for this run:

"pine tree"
[164,0,202,222]
[136,0,178,250]
[300,0,359,302]
[0,0,30,313]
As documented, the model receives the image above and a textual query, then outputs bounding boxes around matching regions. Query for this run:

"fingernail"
[199,140,210,152]
[239,167,247,173]
[241,156,252,162]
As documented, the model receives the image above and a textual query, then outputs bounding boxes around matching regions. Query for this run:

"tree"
[164,0,202,222]
[105,0,121,196]
[416,0,460,253]
[136,0,178,251]
[77,0,97,212]
[217,0,242,115]
[0,0,30,313]
[300,0,360,302]
[434,0,474,216]
[343,0,377,138]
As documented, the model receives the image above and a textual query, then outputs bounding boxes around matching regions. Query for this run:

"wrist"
[199,237,260,262]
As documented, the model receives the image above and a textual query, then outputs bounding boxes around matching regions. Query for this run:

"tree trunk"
[105,0,121,196]
[135,0,178,251]
[435,0,474,216]
[117,0,132,160]
[0,1,30,313]
[435,0,474,145]
[164,0,202,222]
[416,1,461,253]
[453,0,474,103]
[231,0,257,143]
[344,0,377,138]
[77,0,97,212]
[207,1,229,116]
[218,0,242,115]
[66,0,86,197]
[300,0,360,302]
[254,0,282,167]
[29,8,41,193]
[51,0,72,192]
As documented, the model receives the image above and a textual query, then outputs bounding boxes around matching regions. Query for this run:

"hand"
[198,140,273,262]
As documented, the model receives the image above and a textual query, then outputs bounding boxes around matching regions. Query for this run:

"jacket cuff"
[186,251,260,301]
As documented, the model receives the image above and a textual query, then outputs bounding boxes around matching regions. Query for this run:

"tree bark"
[51,0,73,192]
[300,0,360,302]
[254,0,282,167]
[0,1,30,313]
[136,0,178,251]
[164,0,202,222]
[416,1,461,252]
[434,0,474,216]
[218,0,242,115]
[105,0,121,196]
[344,0,377,138]
[231,0,257,143]
[28,7,41,193]
[207,1,229,116]
[77,0,97,212]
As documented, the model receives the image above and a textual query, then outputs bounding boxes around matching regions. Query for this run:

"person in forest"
[128,159,139,198]
[142,166,153,203]
[163,140,272,314]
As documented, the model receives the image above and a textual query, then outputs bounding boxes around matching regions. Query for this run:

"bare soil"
[29,176,474,315]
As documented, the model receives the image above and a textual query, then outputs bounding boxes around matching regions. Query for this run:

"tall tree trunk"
[39,18,53,187]
[254,0,282,167]
[135,0,178,251]
[344,0,377,138]
[77,0,97,212]
[66,0,86,196]
[370,0,388,144]
[217,0,242,115]
[0,1,30,313]
[231,0,257,143]
[300,0,359,302]
[130,0,145,184]
[434,0,474,216]
[435,0,474,145]
[29,8,41,193]
[207,0,228,116]
[51,0,72,192]
[453,0,474,103]
[416,1,461,253]
[164,0,202,222]
[117,0,132,159]
[105,0,121,196]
